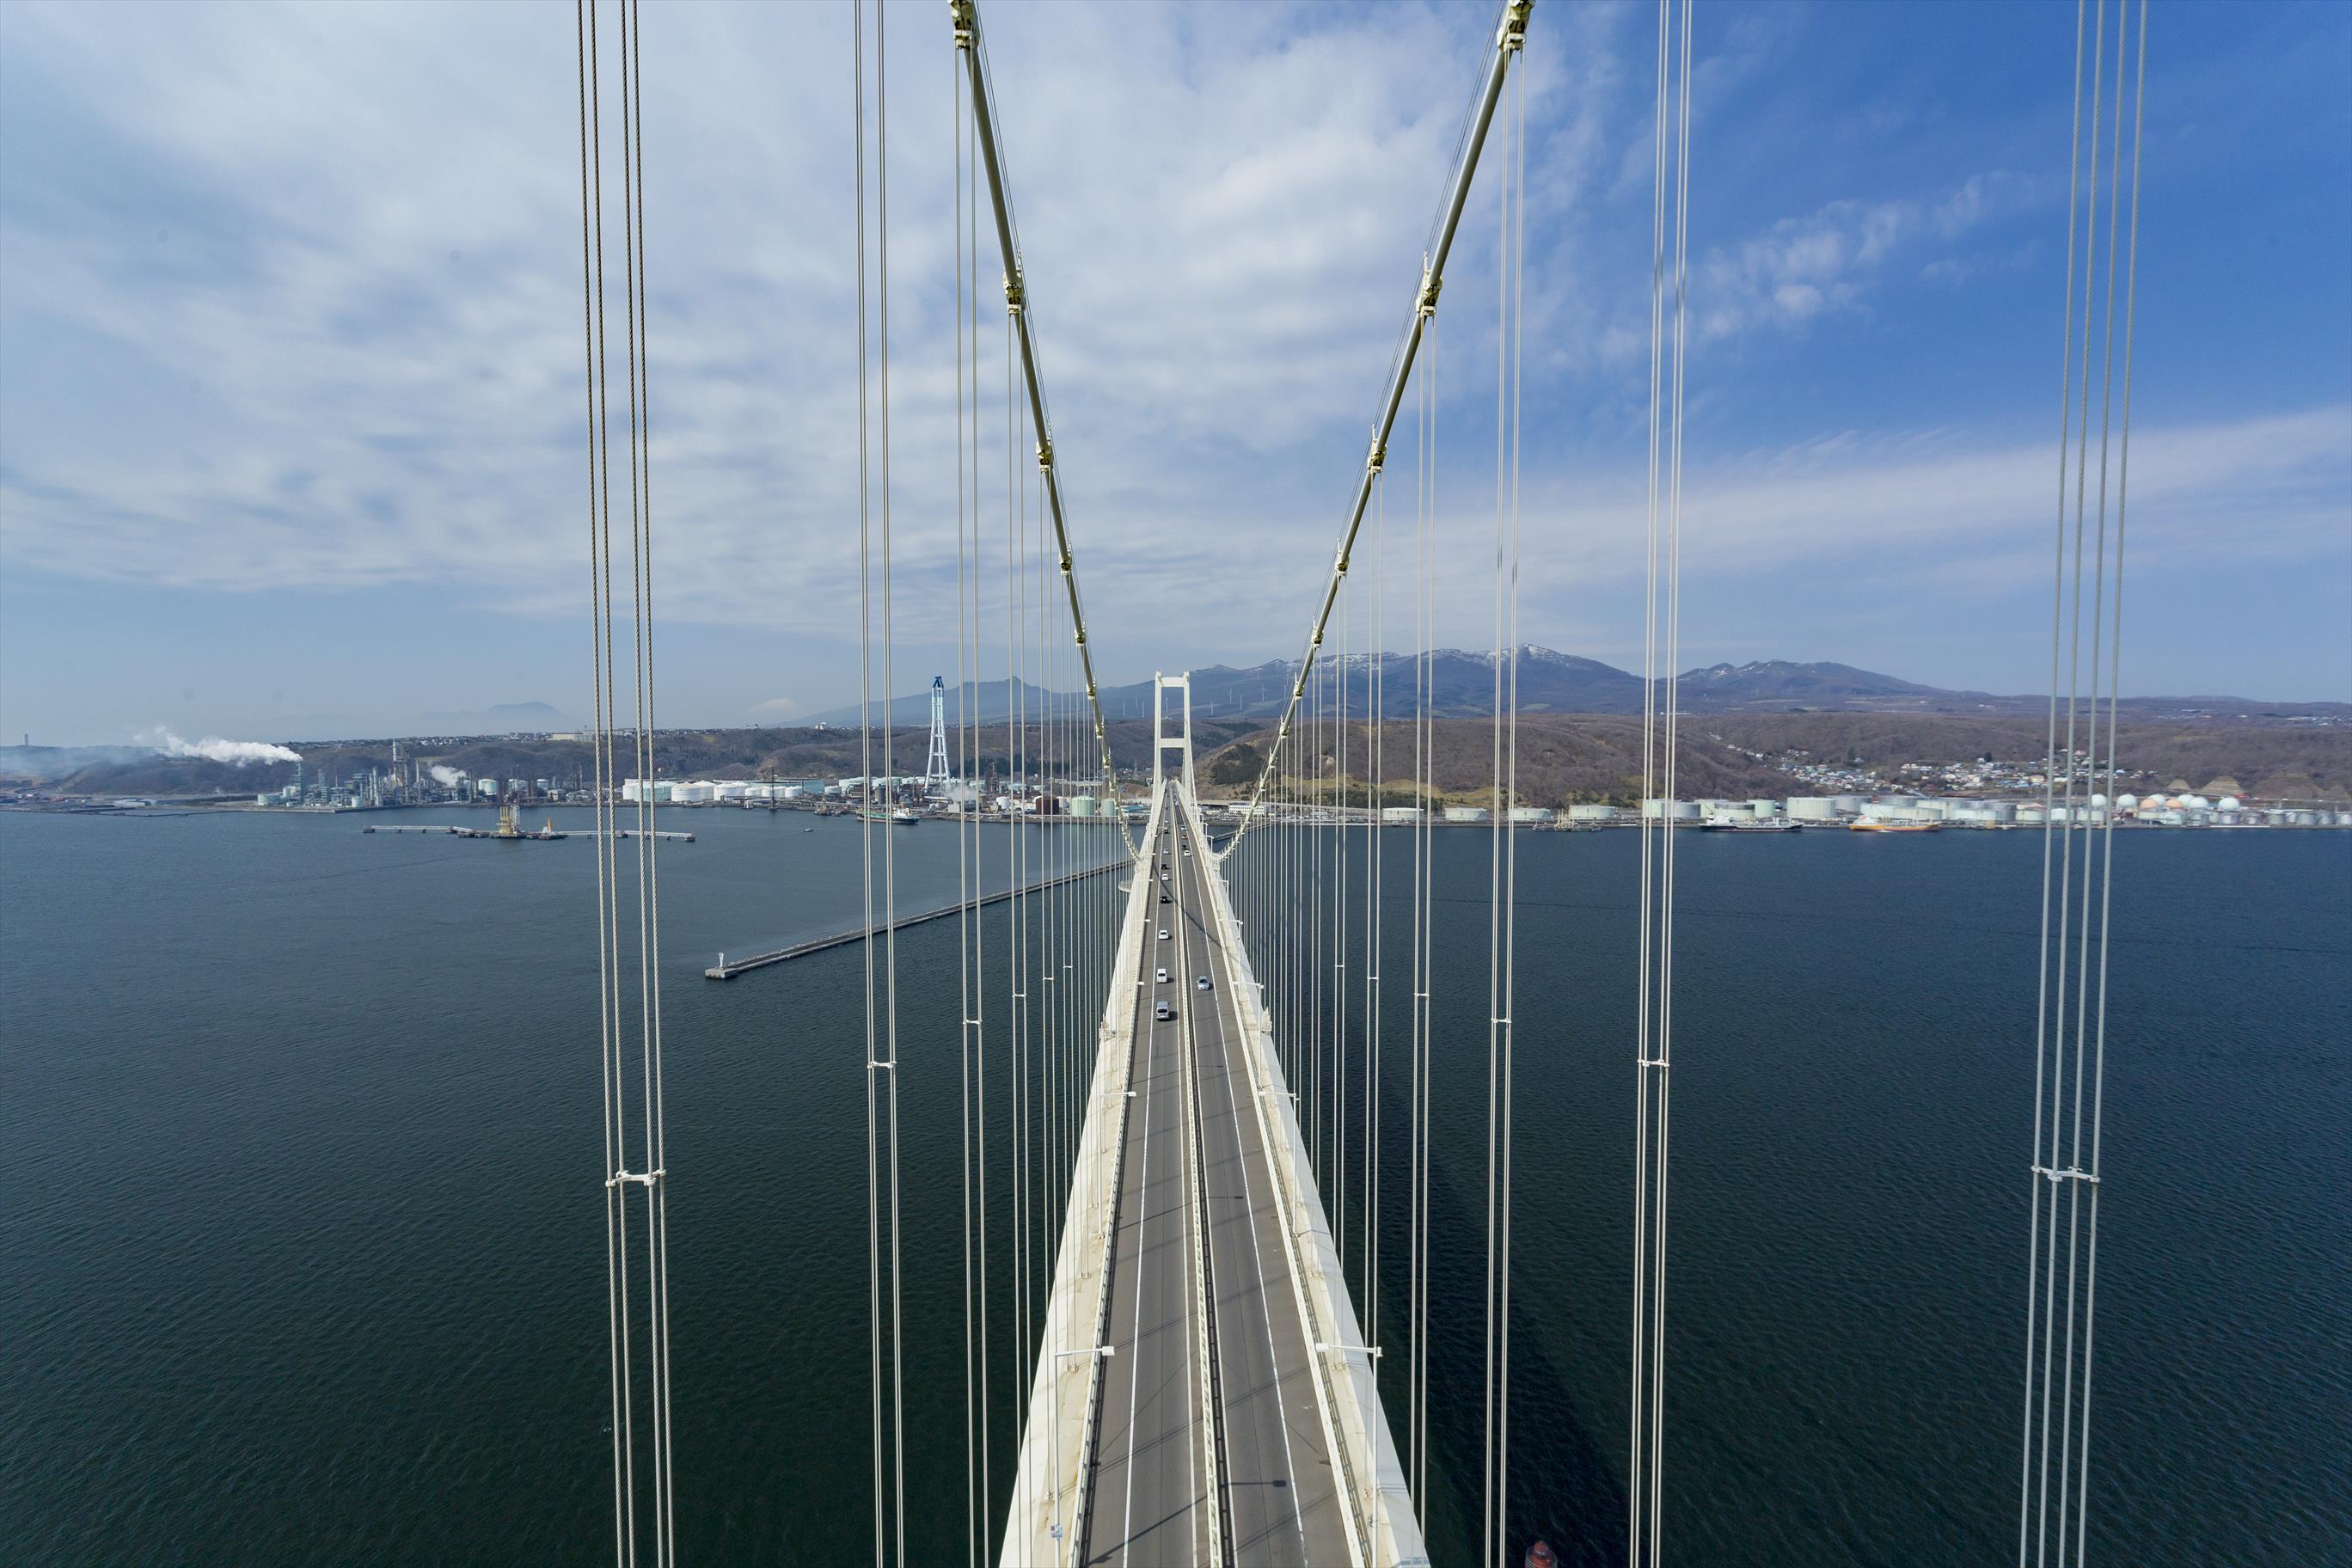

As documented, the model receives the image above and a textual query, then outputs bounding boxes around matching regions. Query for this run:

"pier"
[703,861,1124,980]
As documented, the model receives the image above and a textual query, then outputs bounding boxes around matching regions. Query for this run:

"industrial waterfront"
[3,804,2343,1566]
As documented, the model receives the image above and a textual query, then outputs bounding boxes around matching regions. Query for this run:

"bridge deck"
[1081,804,1350,1565]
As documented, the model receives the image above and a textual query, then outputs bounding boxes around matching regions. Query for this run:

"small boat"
[801,826,814,834]
[1850,818,1940,833]
[1700,813,1799,832]
[1525,1543,1559,1568]
[891,808,920,825]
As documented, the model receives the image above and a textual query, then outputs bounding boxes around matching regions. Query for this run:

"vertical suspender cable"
[952,43,978,1565]
[873,9,909,1554]
[574,8,632,1561]
[2032,3,2102,1559]
[1631,5,1690,1563]
[2073,21,2143,1559]
[2023,7,2143,1565]
[615,13,677,1558]
[850,4,884,1560]
[1483,44,1528,1560]
[578,7,677,1560]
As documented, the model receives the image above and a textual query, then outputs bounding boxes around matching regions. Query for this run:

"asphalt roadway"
[1081,797,1351,1566]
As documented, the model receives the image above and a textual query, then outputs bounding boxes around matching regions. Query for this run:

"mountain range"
[805,649,2344,727]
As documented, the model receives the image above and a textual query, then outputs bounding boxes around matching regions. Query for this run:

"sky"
[1,0,2346,746]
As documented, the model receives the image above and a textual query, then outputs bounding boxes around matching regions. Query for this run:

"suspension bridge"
[567,0,2148,1564]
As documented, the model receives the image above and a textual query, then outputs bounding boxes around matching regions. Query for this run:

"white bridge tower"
[1151,671,1194,800]
[923,675,953,794]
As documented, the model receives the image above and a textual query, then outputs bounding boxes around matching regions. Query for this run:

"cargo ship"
[1850,818,1940,833]
[1700,813,1801,831]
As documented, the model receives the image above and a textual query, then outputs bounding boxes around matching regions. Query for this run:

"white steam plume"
[430,765,464,787]
[145,728,301,766]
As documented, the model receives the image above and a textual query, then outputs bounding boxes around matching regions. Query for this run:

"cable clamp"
[2034,1164,2099,1185]
[1004,271,1025,315]
[1638,1057,1669,1069]
[1416,263,1442,318]
[948,0,975,48]
[1037,438,1053,473]
[608,1168,664,1188]
[869,1059,896,1070]
[1367,438,1386,475]
[1499,0,1531,52]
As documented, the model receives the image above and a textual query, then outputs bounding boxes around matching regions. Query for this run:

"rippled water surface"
[3,808,2345,1565]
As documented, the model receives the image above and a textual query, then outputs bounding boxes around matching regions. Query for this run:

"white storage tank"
[1787,797,1837,822]
[1509,806,1554,824]
[1747,799,1779,819]
[1831,794,1865,815]
[1568,804,1617,824]
[1380,805,1425,824]
[1642,799,1700,821]
[1066,795,1098,817]
[1444,805,1490,824]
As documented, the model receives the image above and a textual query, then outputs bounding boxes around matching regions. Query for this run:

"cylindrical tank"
[1443,805,1490,824]
[1642,799,1700,822]
[1831,793,1865,814]
[1067,794,1098,817]
[1569,804,1616,823]
[1787,797,1837,821]
[1508,806,1553,824]
[2217,795,2243,812]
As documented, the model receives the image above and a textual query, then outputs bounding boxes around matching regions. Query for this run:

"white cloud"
[0,2,2342,713]
[1694,170,2030,341]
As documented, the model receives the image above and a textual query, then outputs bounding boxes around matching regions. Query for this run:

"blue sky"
[2,0,2346,745]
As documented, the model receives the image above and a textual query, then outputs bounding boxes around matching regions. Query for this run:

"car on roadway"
[1155,967,1169,984]
[1155,1001,1173,1021]
[1157,928,1169,940]
[1195,975,1211,990]
[1159,892,1172,904]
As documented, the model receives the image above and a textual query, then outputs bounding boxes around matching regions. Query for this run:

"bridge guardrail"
[1182,786,1430,1567]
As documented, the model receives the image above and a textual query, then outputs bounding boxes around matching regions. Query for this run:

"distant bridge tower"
[1152,671,1194,799]
[923,675,953,794]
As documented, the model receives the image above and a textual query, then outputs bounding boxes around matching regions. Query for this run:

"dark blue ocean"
[3,807,2345,1565]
